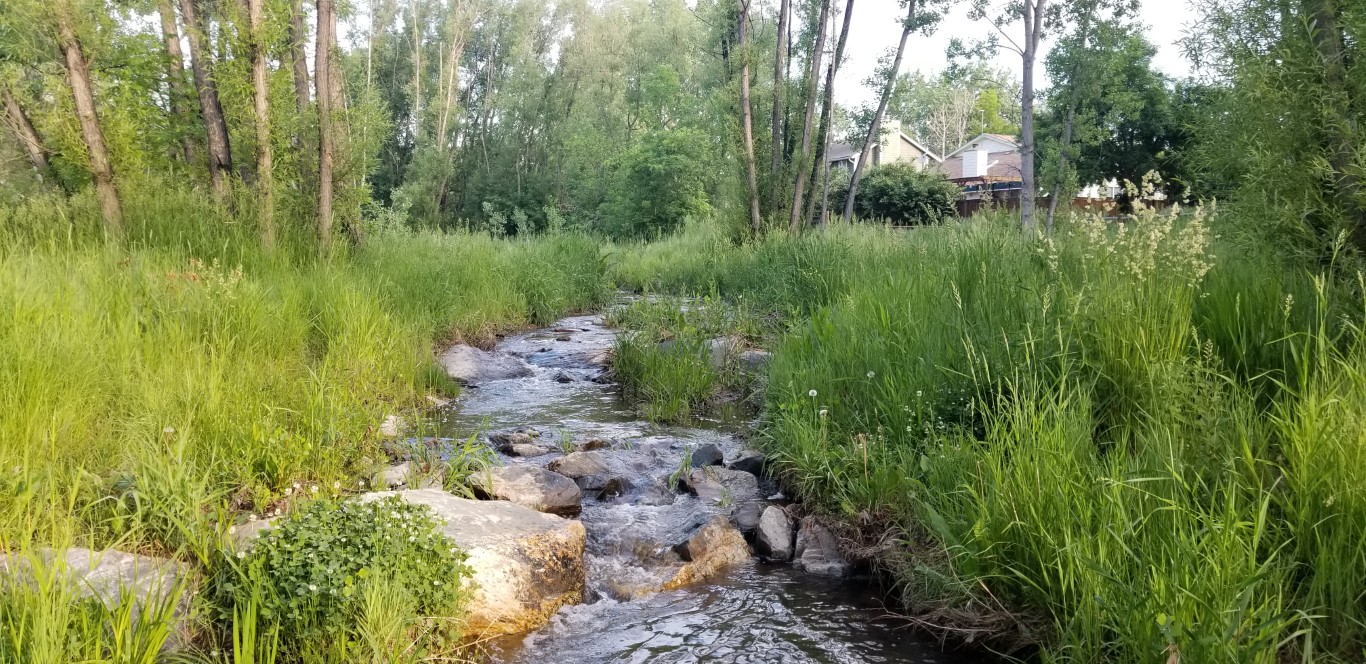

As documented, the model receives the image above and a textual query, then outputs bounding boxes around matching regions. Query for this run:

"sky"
[831,0,1200,108]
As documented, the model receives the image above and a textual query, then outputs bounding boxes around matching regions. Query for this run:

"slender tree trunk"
[769,0,789,209]
[179,0,234,201]
[411,0,422,138]
[810,0,854,226]
[317,0,335,251]
[2,85,54,178]
[843,0,915,223]
[788,0,830,232]
[55,1,122,235]
[248,0,274,249]
[1307,0,1366,250]
[1019,0,1046,232]
[156,0,196,164]
[738,0,763,235]
[436,1,466,150]
[288,1,311,111]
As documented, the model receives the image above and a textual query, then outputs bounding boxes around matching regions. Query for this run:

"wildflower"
[228,526,237,535]
[819,409,828,418]
[359,479,367,488]
[433,580,442,586]
[866,371,875,379]
[293,482,301,490]
[248,513,257,522]
[310,485,319,494]
[309,584,318,592]
[808,389,817,398]
[333,481,341,490]
[236,550,246,560]
[284,487,293,496]
[163,426,175,435]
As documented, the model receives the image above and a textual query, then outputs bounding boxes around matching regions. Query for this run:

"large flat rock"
[440,344,535,384]
[470,464,583,516]
[362,489,586,635]
[3,548,194,649]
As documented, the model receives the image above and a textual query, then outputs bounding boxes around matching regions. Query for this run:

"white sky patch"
[831,0,1199,108]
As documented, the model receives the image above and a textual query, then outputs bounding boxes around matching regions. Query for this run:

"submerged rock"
[730,501,764,534]
[665,515,751,589]
[3,548,195,649]
[440,344,535,384]
[757,506,794,562]
[361,489,586,635]
[691,443,724,468]
[794,518,847,577]
[578,437,612,451]
[681,467,760,505]
[470,465,582,516]
[725,450,765,477]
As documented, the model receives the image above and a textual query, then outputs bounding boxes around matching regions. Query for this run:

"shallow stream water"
[433,313,975,664]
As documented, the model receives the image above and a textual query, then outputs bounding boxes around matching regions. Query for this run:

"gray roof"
[827,142,858,162]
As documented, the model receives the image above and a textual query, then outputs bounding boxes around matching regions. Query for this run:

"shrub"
[599,128,714,239]
[854,163,959,225]
[225,497,470,649]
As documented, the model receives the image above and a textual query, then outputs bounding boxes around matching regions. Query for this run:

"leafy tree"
[599,128,713,239]
[852,162,958,224]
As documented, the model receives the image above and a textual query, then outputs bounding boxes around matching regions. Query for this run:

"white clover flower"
[248,513,257,522]
[309,584,318,592]
[310,485,319,494]
[433,580,441,586]
[284,488,292,496]
[808,389,817,398]
[293,482,301,490]
[236,550,246,559]
[333,481,341,490]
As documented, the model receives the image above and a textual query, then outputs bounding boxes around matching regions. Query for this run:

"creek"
[434,313,974,664]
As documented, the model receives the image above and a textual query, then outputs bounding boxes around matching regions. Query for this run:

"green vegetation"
[607,207,1366,662]
[851,163,960,225]
[0,190,607,660]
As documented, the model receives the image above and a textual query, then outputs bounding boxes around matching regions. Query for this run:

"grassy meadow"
[609,209,1366,663]
[0,186,608,661]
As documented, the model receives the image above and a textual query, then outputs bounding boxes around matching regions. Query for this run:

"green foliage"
[225,497,469,647]
[600,128,715,239]
[852,163,958,225]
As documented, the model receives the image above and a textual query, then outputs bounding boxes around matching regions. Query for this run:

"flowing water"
[434,313,975,664]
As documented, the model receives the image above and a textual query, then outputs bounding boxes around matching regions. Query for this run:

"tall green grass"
[0,186,608,660]
[611,210,1366,662]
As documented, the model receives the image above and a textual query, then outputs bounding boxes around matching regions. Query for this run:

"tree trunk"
[1307,0,1366,250]
[156,0,196,164]
[770,0,789,209]
[411,0,422,139]
[317,0,335,251]
[248,0,274,249]
[843,0,915,223]
[55,2,123,235]
[738,0,763,235]
[436,1,467,150]
[788,0,830,232]
[179,0,234,201]
[809,0,854,226]
[2,85,54,178]
[288,0,311,111]
[1019,0,1046,232]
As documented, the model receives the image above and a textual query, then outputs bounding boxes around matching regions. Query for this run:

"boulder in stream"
[548,450,611,479]
[725,450,765,477]
[361,489,586,635]
[681,467,759,505]
[664,515,751,589]
[757,506,795,562]
[471,465,583,516]
[440,345,535,384]
[507,443,552,457]
[730,501,764,534]
[691,443,724,467]
[794,518,848,578]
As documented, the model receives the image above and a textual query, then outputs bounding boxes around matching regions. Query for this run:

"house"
[827,120,942,173]
[938,133,1023,202]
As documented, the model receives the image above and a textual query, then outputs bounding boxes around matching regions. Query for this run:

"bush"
[226,497,470,650]
[853,163,959,225]
[598,128,714,239]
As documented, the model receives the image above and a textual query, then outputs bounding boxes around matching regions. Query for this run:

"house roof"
[937,150,1023,182]
[826,132,943,164]
[945,132,1021,158]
